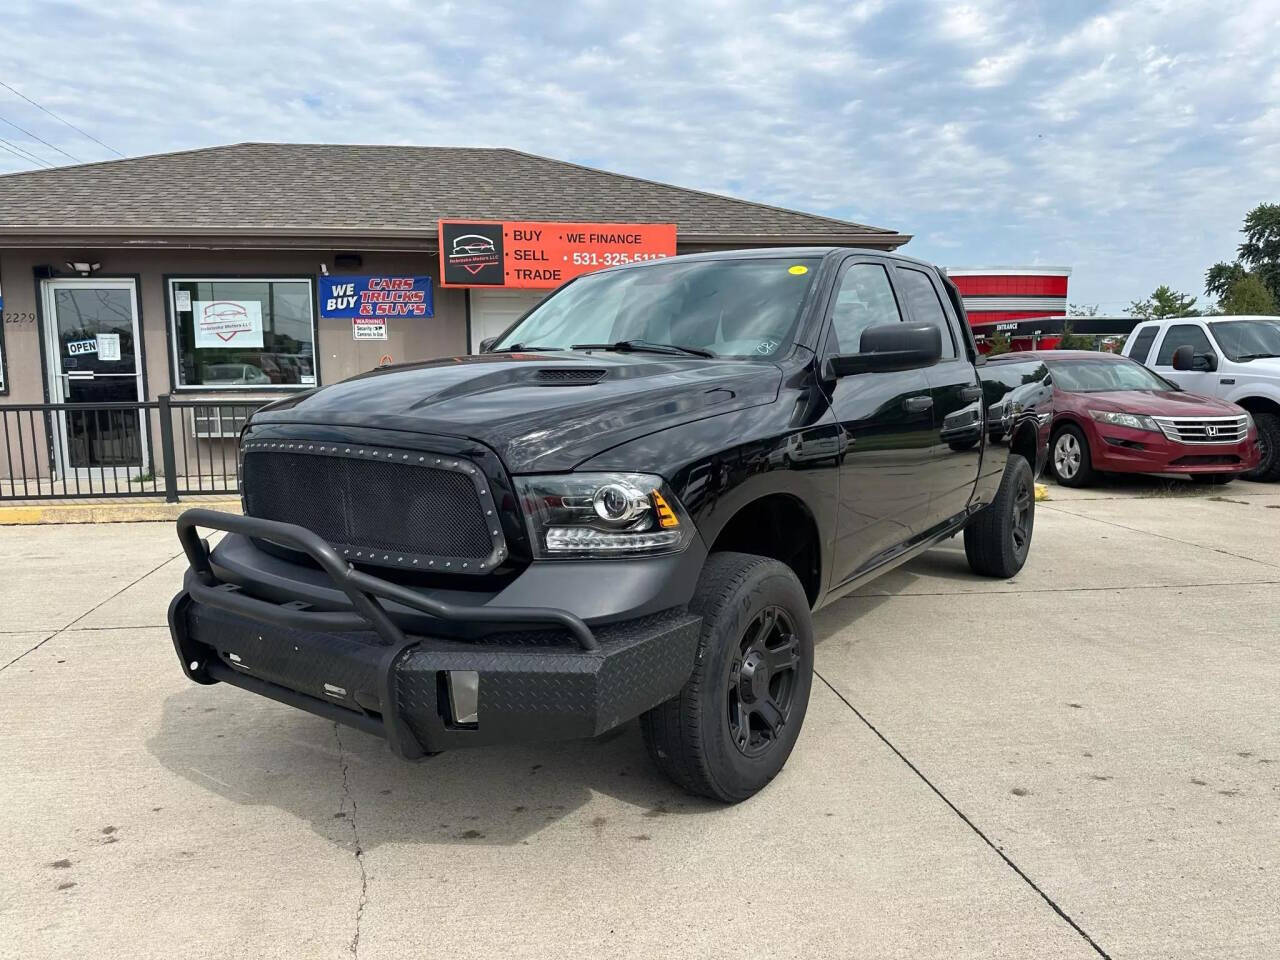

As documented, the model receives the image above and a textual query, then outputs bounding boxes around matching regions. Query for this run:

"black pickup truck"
[169,248,1050,802]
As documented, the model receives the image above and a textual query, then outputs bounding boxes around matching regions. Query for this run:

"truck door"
[893,265,984,528]
[820,259,937,587]
[1150,322,1220,396]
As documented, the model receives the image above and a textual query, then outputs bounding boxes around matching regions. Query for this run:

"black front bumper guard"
[170,509,698,760]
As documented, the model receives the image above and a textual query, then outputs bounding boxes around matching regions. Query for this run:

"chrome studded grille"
[240,439,507,573]
[1152,415,1250,444]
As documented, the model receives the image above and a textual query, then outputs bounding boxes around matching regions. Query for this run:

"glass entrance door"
[42,279,148,480]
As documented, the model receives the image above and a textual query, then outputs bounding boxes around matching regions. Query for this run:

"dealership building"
[0,142,909,405]
[0,143,914,486]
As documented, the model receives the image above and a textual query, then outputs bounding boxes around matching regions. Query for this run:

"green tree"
[1205,261,1247,300]
[985,331,1012,355]
[1238,202,1280,301]
[1128,285,1199,319]
[1056,320,1095,350]
[1220,273,1279,315]
[1068,303,1099,317]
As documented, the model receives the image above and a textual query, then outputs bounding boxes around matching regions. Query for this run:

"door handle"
[903,396,933,413]
[959,384,983,401]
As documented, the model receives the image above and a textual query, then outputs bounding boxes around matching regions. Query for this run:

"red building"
[947,266,1071,349]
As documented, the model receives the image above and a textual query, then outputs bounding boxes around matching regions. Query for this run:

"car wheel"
[1049,425,1094,487]
[640,552,814,803]
[964,454,1035,578]
[1241,411,1280,482]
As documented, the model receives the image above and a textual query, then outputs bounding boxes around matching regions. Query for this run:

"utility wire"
[0,134,54,167]
[0,110,79,162]
[0,137,52,169]
[0,79,123,158]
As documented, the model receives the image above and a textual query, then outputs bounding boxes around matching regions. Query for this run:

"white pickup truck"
[1122,315,1280,481]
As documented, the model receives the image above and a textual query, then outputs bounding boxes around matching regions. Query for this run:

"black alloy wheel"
[1011,469,1034,555]
[640,552,814,802]
[727,605,801,759]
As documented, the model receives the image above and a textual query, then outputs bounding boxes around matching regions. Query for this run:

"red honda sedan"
[1011,351,1261,486]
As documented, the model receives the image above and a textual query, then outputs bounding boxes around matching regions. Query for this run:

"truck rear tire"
[1241,411,1280,482]
[640,552,814,803]
[964,455,1035,578]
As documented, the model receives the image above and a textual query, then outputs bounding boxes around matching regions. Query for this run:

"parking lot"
[3,480,1278,960]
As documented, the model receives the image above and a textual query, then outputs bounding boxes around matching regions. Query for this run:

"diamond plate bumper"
[168,508,701,757]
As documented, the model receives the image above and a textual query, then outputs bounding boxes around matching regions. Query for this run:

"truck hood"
[1076,389,1244,417]
[252,351,782,473]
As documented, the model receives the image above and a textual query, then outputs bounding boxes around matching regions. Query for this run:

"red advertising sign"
[438,220,677,288]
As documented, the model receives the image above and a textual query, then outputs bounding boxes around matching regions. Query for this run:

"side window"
[896,267,957,359]
[828,263,902,354]
[1127,326,1158,364]
[1154,323,1212,366]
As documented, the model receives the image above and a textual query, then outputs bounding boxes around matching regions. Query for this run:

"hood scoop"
[535,368,608,386]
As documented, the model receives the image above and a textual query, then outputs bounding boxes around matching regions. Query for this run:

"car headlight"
[514,472,694,559]
[1088,409,1160,432]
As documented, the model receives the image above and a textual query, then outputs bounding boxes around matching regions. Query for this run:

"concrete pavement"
[2,480,1277,959]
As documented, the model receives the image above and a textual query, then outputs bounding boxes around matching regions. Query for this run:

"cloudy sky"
[1,0,1277,309]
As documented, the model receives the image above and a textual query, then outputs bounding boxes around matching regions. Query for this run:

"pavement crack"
[1040,504,1279,570]
[815,670,1113,960]
[0,550,183,676]
[334,724,368,958]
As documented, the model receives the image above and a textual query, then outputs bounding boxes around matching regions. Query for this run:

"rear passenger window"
[896,267,957,359]
[1155,324,1213,366]
[1127,327,1158,364]
[828,263,902,354]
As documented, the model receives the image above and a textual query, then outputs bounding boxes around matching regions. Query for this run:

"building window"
[169,278,318,389]
[896,267,958,359]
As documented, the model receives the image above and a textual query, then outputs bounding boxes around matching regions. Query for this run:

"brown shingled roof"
[0,143,908,248]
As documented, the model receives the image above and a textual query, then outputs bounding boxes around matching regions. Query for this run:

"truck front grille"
[1152,415,1249,444]
[241,439,507,574]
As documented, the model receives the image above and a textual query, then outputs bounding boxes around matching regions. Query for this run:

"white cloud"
[0,0,1274,307]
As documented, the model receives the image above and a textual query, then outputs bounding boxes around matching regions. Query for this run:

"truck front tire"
[964,455,1035,578]
[640,552,814,803]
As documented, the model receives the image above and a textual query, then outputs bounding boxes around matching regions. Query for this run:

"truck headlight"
[1088,409,1159,432]
[514,473,693,558]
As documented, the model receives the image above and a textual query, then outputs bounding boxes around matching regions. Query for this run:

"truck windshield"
[1208,319,1280,361]
[492,257,821,359]
[1050,358,1176,393]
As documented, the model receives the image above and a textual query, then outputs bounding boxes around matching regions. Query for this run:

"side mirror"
[828,322,942,377]
[1171,345,1218,372]
[478,337,498,353]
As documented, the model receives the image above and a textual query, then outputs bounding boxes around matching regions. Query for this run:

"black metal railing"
[0,397,263,502]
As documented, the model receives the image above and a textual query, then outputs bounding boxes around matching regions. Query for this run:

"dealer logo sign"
[441,222,504,285]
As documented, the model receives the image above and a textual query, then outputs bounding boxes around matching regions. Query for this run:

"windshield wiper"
[493,343,560,352]
[1237,352,1279,361]
[569,339,716,358]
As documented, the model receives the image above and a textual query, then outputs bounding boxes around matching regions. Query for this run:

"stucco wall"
[0,247,467,405]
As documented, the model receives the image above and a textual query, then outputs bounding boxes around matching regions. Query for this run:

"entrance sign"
[319,275,434,319]
[194,300,264,348]
[439,220,677,288]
